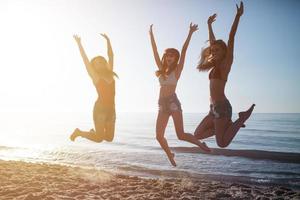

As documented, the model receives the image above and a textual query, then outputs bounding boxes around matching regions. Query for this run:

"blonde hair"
[197,40,227,72]
[91,56,119,78]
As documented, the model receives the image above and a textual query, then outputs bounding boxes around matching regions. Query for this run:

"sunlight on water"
[0,112,300,187]
[0,148,43,162]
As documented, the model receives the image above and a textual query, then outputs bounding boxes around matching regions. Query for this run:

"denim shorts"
[209,99,232,119]
[158,93,182,115]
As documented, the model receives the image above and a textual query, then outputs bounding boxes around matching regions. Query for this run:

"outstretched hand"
[236,1,244,16]
[208,14,217,25]
[189,23,198,33]
[100,33,110,40]
[73,34,81,44]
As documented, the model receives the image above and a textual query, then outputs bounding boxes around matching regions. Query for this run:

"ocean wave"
[170,147,300,164]
[0,145,17,150]
[117,165,300,189]
[243,128,300,134]
[235,170,300,177]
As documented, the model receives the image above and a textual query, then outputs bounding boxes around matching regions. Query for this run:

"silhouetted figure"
[70,34,118,143]
[150,23,211,166]
[194,2,255,148]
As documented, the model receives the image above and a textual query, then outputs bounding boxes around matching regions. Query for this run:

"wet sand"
[0,160,299,200]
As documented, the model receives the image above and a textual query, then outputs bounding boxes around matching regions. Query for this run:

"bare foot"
[70,128,80,141]
[238,104,255,126]
[90,129,95,133]
[200,141,212,153]
[167,153,177,167]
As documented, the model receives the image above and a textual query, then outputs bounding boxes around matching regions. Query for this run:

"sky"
[0,0,299,114]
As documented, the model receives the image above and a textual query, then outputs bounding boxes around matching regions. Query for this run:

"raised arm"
[176,23,198,77]
[100,33,114,70]
[73,35,98,84]
[208,14,217,45]
[227,1,244,60]
[149,24,162,69]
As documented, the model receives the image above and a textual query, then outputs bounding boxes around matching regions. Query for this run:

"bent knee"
[177,133,186,141]
[216,140,228,148]
[156,133,164,142]
[104,131,114,142]
[217,143,228,148]
[94,135,103,143]
[156,135,162,141]
[104,136,114,142]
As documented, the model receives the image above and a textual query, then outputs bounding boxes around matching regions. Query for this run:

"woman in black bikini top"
[194,2,255,148]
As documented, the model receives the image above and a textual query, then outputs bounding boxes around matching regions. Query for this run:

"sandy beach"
[0,160,299,200]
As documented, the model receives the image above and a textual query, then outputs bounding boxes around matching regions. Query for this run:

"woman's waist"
[210,79,226,88]
[210,85,226,101]
[95,97,115,106]
[210,95,228,104]
[158,93,180,106]
[159,86,176,98]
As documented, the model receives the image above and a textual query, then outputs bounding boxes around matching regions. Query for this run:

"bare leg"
[194,114,215,140]
[215,104,255,148]
[156,112,176,166]
[228,120,246,128]
[194,113,245,141]
[196,128,215,140]
[70,128,80,141]
[214,118,231,148]
[171,111,211,152]
[70,110,106,143]
[103,122,115,142]
[70,126,104,143]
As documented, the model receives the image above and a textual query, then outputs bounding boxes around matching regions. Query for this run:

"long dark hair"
[197,40,227,72]
[91,56,119,79]
[155,48,180,77]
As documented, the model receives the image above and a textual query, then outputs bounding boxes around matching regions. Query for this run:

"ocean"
[0,112,299,189]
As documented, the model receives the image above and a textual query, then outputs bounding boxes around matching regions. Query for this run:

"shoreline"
[1,159,299,200]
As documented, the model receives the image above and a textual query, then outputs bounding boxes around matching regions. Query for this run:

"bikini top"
[209,67,227,81]
[159,71,178,86]
[96,78,115,105]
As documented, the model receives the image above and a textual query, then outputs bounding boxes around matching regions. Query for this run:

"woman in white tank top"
[149,23,211,166]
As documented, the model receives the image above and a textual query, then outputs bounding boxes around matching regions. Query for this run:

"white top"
[159,71,177,86]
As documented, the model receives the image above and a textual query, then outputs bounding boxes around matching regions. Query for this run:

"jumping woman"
[194,2,255,148]
[150,23,211,166]
[70,34,118,143]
